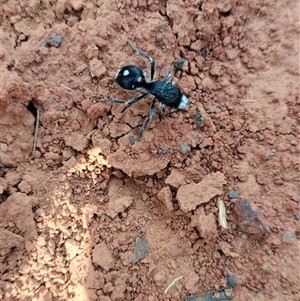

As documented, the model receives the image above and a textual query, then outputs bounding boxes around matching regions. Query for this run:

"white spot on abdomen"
[178,95,188,109]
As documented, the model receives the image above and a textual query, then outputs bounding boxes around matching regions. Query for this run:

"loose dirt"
[0,0,299,300]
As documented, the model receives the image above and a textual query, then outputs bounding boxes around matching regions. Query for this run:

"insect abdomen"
[146,81,183,108]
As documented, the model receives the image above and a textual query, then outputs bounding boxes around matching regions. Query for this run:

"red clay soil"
[0,0,299,300]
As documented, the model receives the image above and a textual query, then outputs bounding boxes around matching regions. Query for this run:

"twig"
[217,196,227,229]
[245,283,259,292]
[61,84,73,91]
[240,99,256,102]
[164,276,183,294]
[32,109,40,155]
[53,121,58,135]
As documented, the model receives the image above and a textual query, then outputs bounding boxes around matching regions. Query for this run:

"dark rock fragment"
[233,199,268,235]
[184,290,232,301]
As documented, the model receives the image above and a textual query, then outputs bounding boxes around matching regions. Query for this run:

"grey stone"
[228,190,238,199]
[179,142,191,154]
[131,237,149,263]
[281,231,296,244]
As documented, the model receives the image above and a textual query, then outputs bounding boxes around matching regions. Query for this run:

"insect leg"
[138,98,156,139]
[159,103,165,115]
[163,64,174,83]
[97,93,147,105]
[128,41,155,81]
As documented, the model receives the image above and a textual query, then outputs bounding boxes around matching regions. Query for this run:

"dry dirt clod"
[92,242,115,271]
[0,229,24,256]
[177,172,227,212]
[157,186,174,211]
[65,239,80,260]
[0,192,37,240]
[190,207,218,240]
[165,168,186,188]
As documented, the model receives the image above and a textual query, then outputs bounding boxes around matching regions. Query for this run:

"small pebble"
[175,58,186,70]
[0,143,8,152]
[12,247,22,253]
[294,213,300,220]
[228,190,238,199]
[227,275,236,287]
[222,269,229,277]
[128,135,135,145]
[19,33,27,41]
[179,142,191,155]
[281,231,296,244]
[241,234,248,240]
[195,108,203,125]
[41,40,49,47]
[155,33,163,42]
[157,147,167,154]
[51,35,62,47]
[244,19,250,26]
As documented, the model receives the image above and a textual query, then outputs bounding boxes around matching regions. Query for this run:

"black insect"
[98,41,188,139]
